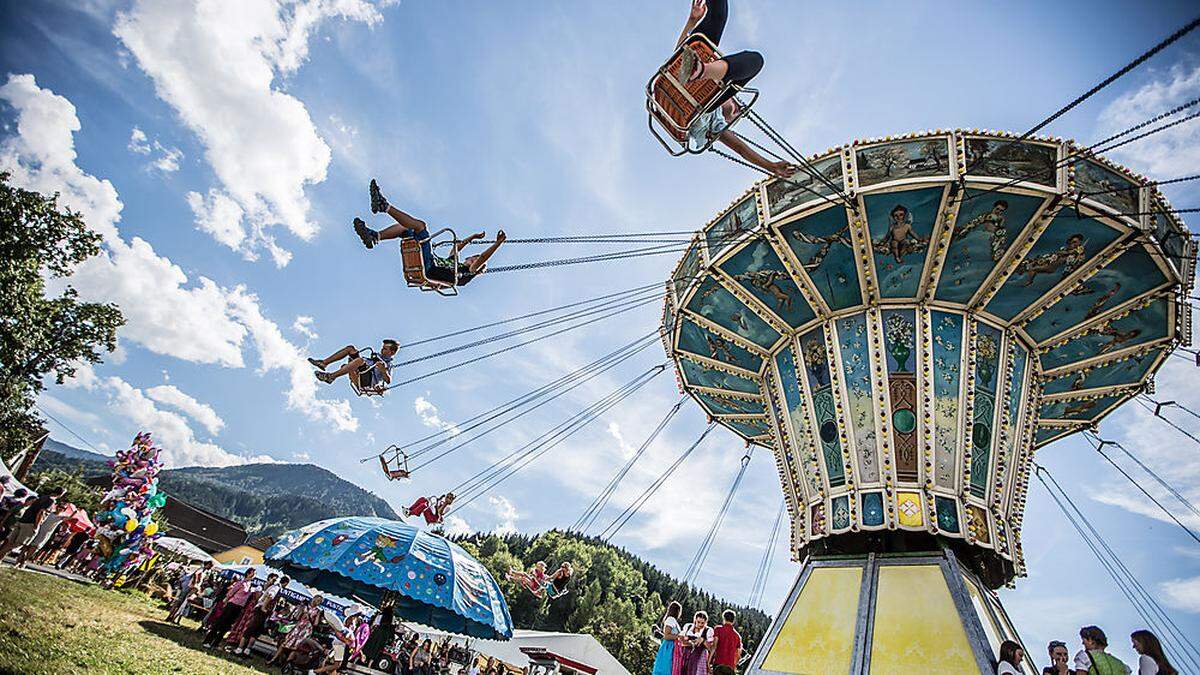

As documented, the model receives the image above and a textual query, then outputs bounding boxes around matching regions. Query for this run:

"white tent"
[407,627,631,675]
[0,454,35,498]
[155,536,216,563]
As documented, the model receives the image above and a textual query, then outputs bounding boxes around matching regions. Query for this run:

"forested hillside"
[456,530,773,674]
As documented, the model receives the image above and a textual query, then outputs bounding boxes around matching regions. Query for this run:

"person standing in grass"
[203,568,256,647]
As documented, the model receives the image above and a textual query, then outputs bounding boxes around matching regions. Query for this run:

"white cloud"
[442,515,473,538]
[488,495,520,535]
[292,315,318,340]
[294,451,311,461]
[1160,575,1200,613]
[414,396,460,436]
[0,73,249,368]
[145,384,225,435]
[113,0,387,265]
[1092,358,1200,531]
[227,286,358,432]
[1097,63,1200,179]
[187,189,247,252]
[62,362,99,391]
[103,376,272,467]
[0,73,358,432]
[127,126,182,172]
[607,421,636,459]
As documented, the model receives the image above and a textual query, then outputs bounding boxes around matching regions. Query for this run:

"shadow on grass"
[137,620,276,673]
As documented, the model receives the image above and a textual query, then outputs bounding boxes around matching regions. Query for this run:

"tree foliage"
[456,530,773,673]
[0,173,123,459]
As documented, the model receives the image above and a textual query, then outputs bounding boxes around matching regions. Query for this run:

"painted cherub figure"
[873,204,928,263]
[1013,234,1086,286]
[735,269,793,311]
[955,199,1009,262]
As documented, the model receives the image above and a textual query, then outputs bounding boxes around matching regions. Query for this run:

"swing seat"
[645,34,759,156]
[348,349,389,398]
[400,228,460,297]
[379,445,410,481]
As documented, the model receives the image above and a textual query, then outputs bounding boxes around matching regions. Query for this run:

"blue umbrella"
[264,517,513,640]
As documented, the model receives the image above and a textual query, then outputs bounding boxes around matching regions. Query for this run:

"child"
[403,493,455,525]
[309,339,400,390]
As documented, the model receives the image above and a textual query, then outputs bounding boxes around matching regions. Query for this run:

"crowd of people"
[158,562,517,675]
[652,604,744,675]
[0,479,101,573]
[1014,626,1179,675]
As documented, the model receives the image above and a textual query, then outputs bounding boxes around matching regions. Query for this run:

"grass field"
[0,567,269,674]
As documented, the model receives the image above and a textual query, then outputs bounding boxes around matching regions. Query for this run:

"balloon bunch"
[92,432,168,577]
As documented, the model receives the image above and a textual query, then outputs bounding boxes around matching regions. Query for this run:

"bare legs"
[378,206,428,241]
[310,345,365,383]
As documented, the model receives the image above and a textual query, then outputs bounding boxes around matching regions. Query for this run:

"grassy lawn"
[0,567,271,674]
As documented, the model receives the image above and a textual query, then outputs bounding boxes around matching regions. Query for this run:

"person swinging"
[507,561,573,599]
[403,492,455,525]
[354,179,507,289]
[655,0,796,177]
[308,339,400,395]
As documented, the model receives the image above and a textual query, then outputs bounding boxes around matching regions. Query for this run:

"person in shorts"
[354,179,507,288]
[672,0,797,177]
[310,339,400,390]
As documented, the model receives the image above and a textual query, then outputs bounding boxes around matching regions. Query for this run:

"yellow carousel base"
[747,548,1033,674]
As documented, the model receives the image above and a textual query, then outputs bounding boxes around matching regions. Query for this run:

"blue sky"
[3,0,1200,668]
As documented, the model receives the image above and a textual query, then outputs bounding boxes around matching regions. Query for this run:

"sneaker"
[369,179,389,214]
[353,218,378,249]
[677,46,701,84]
[307,357,325,371]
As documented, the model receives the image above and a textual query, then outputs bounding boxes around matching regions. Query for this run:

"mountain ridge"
[33,441,397,538]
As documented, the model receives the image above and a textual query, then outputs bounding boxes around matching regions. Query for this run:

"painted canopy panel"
[1039,393,1126,422]
[837,313,880,483]
[697,392,766,416]
[779,206,862,310]
[936,191,1046,304]
[984,209,1122,321]
[685,278,781,349]
[677,316,763,373]
[1041,347,1164,396]
[725,417,772,438]
[679,357,760,394]
[864,187,942,298]
[856,137,952,188]
[1074,159,1139,216]
[1022,245,1167,343]
[719,237,817,328]
[964,138,1058,188]
[765,155,844,219]
[1039,297,1170,371]
[673,243,703,299]
[706,195,758,262]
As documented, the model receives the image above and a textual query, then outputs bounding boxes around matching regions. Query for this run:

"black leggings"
[689,0,762,107]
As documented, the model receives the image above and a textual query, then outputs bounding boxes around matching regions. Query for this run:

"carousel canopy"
[662,129,1192,585]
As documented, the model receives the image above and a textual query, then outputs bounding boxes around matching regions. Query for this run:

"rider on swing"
[674,0,796,177]
[508,561,573,599]
[403,492,455,525]
[354,179,507,287]
[309,339,400,390]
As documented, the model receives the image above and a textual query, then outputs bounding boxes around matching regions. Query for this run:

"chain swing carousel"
[660,129,1193,674]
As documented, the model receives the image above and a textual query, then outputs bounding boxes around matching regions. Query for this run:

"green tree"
[0,173,123,460]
